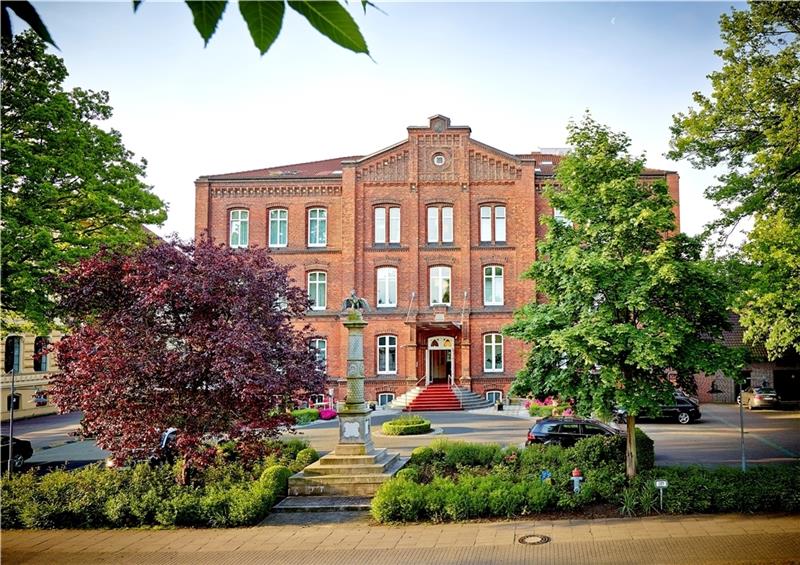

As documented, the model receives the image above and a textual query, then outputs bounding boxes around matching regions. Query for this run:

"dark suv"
[613,394,701,425]
[526,417,621,447]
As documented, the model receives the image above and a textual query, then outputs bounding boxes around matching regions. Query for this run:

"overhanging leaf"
[239,0,284,55]
[4,1,57,48]
[186,1,227,45]
[288,1,368,55]
[133,0,143,13]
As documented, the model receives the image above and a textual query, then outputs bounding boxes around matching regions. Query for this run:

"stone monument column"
[336,309,374,455]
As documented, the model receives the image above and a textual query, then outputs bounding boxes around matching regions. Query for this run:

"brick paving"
[3,513,800,564]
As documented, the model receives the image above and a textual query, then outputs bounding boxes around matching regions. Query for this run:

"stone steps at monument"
[317,448,391,466]
[288,455,408,496]
[303,452,399,476]
[272,496,373,513]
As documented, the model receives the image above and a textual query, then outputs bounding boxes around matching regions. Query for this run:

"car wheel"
[677,411,691,425]
[736,395,741,405]
[12,454,25,469]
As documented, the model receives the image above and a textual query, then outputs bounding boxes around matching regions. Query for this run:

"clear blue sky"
[19,1,744,239]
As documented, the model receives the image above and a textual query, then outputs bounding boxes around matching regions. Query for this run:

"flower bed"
[371,433,800,523]
[1,439,318,529]
[319,408,337,420]
[381,415,432,436]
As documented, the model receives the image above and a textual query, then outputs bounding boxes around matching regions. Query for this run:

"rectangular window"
[374,207,386,244]
[307,272,327,310]
[269,209,288,247]
[33,337,48,372]
[4,336,21,373]
[480,206,492,242]
[229,209,249,248]
[495,206,506,242]
[441,206,454,243]
[389,207,401,243]
[377,335,397,374]
[483,266,504,305]
[427,207,439,243]
[377,267,398,308]
[308,208,327,247]
[483,333,503,372]
[311,338,327,370]
[430,266,451,306]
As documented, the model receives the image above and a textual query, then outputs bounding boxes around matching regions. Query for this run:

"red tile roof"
[200,156,361,181]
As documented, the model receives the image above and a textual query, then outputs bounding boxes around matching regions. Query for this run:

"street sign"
[655,479,669,489]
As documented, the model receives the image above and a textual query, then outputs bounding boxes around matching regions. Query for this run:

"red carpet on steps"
[405,384,462,411]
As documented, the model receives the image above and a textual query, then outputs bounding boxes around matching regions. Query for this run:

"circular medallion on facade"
[432,153,446,167]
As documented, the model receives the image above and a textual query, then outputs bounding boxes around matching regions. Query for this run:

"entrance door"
[426,337,454,385]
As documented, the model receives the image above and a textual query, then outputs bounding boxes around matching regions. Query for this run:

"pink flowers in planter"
[529,396,558,407]
[319,409,338,420]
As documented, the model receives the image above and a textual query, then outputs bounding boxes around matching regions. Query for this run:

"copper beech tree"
[52,239,324,467]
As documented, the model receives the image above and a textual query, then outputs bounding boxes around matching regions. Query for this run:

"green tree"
[1,0,372,56]
[505,115,744,477]
[1,32,167,331]
[669,2,799,359]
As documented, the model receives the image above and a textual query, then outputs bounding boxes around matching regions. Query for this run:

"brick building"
[194,115,680,407]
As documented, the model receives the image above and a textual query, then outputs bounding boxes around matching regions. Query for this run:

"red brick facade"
[195,115,680,404]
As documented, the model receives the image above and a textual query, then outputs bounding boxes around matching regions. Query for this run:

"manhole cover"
[518,534,551,545]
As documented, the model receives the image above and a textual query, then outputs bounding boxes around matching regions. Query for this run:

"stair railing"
[448,375,463,410]
[394,375,428,409]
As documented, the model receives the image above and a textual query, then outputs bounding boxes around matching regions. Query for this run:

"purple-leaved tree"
[52,239,324,467]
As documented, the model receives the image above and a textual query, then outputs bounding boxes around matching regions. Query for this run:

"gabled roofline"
[342,140,408,165]
[470,138,524,164]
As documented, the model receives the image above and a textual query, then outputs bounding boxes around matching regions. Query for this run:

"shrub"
[395,468,419,482]
[291,408,320,425]
[409,446,435,466]
[319,409,337,420]
[290,447,319,472]
[22,470,78,528]
[440,441,502,469]
[382,415,431,436]
[0,472,37,529]
[155,486,204,527]
[260,465,292,497]
[528,404,559,418]
[635,429,655,471]
[371,478,425,523]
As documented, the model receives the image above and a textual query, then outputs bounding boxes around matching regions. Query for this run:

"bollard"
[570,467,584,493]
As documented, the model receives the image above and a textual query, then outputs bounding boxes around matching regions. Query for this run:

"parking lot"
[3,403,798,471]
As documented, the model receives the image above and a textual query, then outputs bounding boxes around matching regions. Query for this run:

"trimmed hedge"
[1,439,314,529]
[382,415,432,436]
[291,408,320,425]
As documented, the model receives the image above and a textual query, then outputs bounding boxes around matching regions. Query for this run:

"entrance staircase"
[390,384,496,411]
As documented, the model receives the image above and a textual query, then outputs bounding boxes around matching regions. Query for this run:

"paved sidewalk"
[3,513,799,564]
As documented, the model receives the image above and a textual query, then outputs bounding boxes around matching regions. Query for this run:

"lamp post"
[6,370,16,476]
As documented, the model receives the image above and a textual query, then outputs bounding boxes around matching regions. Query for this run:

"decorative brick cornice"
[212,184,341,198]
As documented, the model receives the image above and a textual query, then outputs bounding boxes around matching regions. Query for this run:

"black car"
[613,394,702,425]
[526,417,621,447]
[1,435,33,470]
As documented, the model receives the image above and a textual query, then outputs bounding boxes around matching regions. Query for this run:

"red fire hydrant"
[570,467,584,493]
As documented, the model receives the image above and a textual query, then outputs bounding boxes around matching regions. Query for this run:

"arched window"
[269,208,288,247]
[33,336,49,372]
[483,333,503,372]
[377,267,398,308]
[377,335,397,374]
[430,266,451,306]
[4,336,21,373]
[308,208,327,247]
[307,272,327,310]
[483,265,504,305]
[377,392,395,407]
[486,390,503,403]
[229,209,249,248]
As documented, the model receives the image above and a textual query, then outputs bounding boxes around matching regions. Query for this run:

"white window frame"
[374,207,386,244]
[427,207,439,243]
[483,333,504,372]
[480,206,492,242]
[307,271,327,311]
[429,266,452,306]
[377,392,395,407]
[229,209,249,248]
[377,335,397,374]
[495,206,506,242]
[389,207,401,243]
[308,208,327,247]
[483,265,504,306]
[4,336,21,374]
[269,208,288,248]
[311,338,327,370]
[486,390,503,403]
[441,206,454,243]
[376,267,398,308]
[553,208,570,225]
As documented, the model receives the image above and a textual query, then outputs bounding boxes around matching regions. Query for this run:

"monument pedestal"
[285,306,405,499]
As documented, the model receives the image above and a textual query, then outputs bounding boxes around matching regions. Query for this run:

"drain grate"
[518,534,551,545]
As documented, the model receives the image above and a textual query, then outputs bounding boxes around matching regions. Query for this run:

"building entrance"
[426,336,454,385]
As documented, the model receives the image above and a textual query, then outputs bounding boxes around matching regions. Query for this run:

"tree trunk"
[626,414,637,478]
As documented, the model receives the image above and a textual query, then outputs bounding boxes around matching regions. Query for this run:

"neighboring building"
[1,332,62,421]
[696,314,800,405]
[194,115,680,405]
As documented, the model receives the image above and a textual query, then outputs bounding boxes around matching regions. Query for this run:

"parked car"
[613,393,701,425]
[1,435,33,470]
[526,417,621,447]
[737,387,781,410]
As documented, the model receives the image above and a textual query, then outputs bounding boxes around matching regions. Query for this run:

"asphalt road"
[3,404,798,471]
